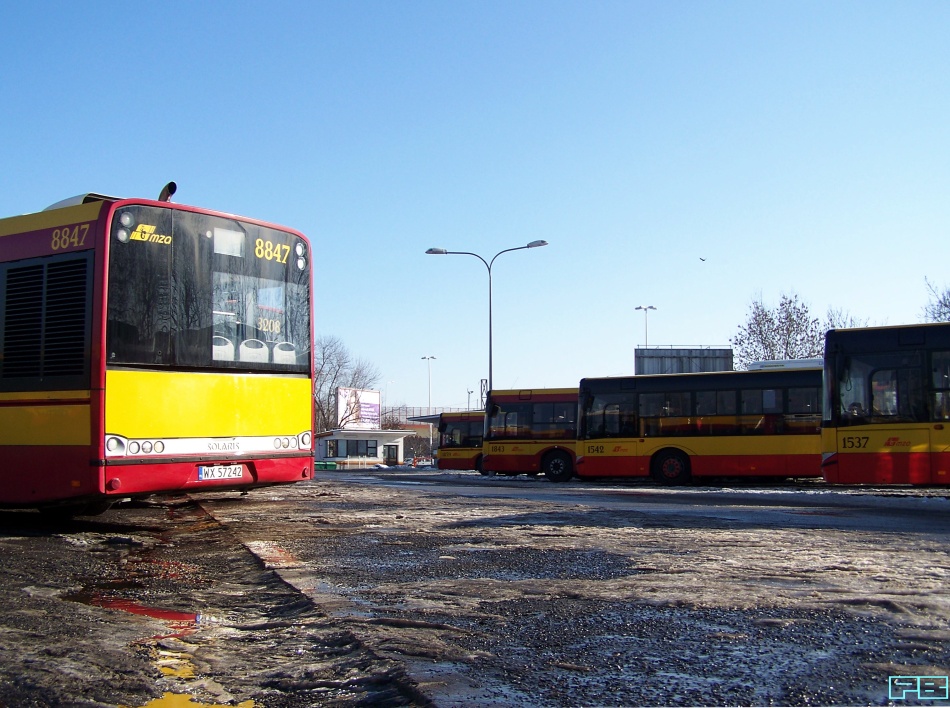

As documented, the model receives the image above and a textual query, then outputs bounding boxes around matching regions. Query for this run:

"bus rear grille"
[2,259,88,380]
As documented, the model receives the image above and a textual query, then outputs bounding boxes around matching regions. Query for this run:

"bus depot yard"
[1,471,949,707]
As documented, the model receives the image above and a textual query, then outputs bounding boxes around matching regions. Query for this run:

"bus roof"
[43,193,121,211]
[488,388,578,402]
[580,367,821,392]
[748,359,822,370]
[825,321,950,351]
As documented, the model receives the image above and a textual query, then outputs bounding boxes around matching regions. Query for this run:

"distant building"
[314,387,414,469]
[634,347,733,375]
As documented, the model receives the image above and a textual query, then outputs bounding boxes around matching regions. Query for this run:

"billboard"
[336,387,381,430]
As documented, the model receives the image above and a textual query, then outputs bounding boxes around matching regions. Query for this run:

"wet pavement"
[1,472,949,707]
[0,496,426,708]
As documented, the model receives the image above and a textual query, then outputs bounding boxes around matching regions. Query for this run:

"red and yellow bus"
[0,185,314,514]
[576,367,822,484]
[821,323,950,485]
[434,411,485,471]
[483,388,578,481]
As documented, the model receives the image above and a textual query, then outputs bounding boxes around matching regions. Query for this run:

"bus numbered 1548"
[483,388,578,481]
[821,322,950,485]
[434,410,485,472]
[0,185,314,515]
[576,366,823,484]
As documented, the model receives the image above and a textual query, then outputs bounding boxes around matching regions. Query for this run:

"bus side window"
[870,369,897,416]
[932,351,950,421]
[619,405,637,436]
[935,392,950,421]
[600,403,618,436]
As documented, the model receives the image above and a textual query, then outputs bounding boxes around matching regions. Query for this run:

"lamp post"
[635,305,656,347]
[421,356,435,454]
[383,380,395,425]
[425,240,548,393]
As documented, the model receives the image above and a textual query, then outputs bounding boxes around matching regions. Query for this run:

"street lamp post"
[635,305,657,347]
[421,356,435,454]
[425,240,548,393]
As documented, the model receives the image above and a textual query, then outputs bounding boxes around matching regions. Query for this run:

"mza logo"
[130,224,172,244]
[884,437,912,448]
[889,675,949,700]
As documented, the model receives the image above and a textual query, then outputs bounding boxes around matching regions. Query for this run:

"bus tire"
[652,449,690,485]
[475,456,489,475]
[543,450,574,483]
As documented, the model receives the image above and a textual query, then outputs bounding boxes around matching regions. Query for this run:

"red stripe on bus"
[823,451,948,485]
[577,453,821,479]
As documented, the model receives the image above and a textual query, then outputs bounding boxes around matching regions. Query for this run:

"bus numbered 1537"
[0,185,314,515]
[576,366,823,484]
[821,322,950,485]
[434,410,485,472]
[483,388,578,481]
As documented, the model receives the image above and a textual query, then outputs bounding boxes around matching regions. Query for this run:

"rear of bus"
[821,323,950,485]
[482,388,577,481]
[435,411,485,471]
[0,193,314,512]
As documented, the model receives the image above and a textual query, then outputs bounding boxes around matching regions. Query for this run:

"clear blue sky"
[3,1,949,409]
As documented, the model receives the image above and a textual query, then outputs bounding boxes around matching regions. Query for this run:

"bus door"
[933,432,950,484]
[581,398,641,477]
[835,362,935,484]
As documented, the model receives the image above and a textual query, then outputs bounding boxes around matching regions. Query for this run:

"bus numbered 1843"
[577,366,823,484]
[0,185,314,515]
[821,322,950,485]
[483,388,578,481]
[434,410,485,472]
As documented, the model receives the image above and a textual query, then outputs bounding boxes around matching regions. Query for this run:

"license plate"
[198,464,244,480]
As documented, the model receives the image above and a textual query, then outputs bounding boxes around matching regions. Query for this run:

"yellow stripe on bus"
[0,201,104,237]
[0,403,91,446]
[105,370,312,438]
[0,390,91,403]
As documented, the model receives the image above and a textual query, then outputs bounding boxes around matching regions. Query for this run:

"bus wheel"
[476,457,490,476]
[543,451,573,483]
[653,450,690,485]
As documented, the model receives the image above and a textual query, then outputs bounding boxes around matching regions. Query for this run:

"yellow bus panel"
[105,370,311,438]
[0,399,91,446]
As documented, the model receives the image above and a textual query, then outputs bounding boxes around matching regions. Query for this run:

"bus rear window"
[106,206,310,372]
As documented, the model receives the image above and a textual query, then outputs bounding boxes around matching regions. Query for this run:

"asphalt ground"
[1,471,948,707]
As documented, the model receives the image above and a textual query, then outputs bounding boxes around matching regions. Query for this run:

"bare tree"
[924,278,950,322]
[381,412,406,430]
[823,307,868,331]
[730,293,823,370]
[313,335,381,432]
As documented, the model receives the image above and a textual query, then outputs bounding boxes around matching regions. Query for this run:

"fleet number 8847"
[50,223,90,250]
[255,238,290,263]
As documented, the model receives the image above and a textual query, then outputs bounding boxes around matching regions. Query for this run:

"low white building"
[314,428,415,469]
[314,386,414,469]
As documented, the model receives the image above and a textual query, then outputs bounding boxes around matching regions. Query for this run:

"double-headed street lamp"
[425,240,548,393]
[635,305,657,348]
